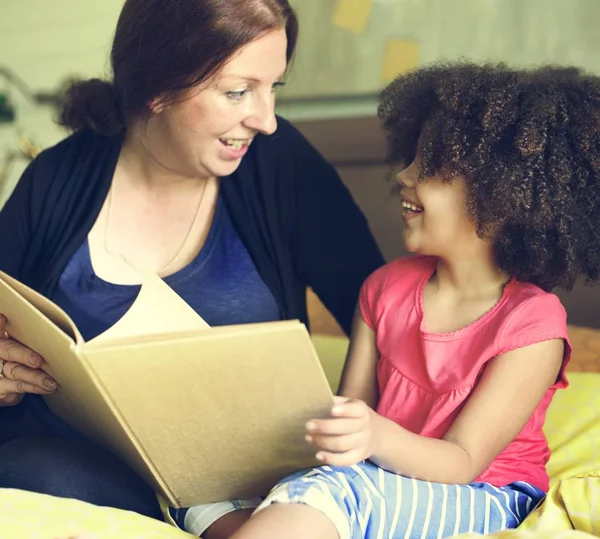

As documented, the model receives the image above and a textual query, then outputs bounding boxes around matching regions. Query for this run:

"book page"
[0,271,82,344]
[89,272,210,345]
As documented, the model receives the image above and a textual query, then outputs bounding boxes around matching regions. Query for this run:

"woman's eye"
[272,81,287,93]
[226,90,248,101]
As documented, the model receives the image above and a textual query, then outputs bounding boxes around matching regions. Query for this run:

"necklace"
[103,179,208,275]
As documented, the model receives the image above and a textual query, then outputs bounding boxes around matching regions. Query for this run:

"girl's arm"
[370,337,563,483]
[337,308,380,408]
[310,312,564,485]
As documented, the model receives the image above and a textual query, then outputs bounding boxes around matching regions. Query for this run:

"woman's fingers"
[0,370,54,407]
[0,375,56,396]
[0,361,57,407]
[0,316,56,407]
[1,361,57,392]
[0,327,44,369]
[0,392,24,406]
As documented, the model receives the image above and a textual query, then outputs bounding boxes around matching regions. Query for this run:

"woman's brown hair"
[59,0,298,136]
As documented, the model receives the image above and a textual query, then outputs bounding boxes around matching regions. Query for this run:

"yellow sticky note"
[381,39,420,82]
[332,0,373,34]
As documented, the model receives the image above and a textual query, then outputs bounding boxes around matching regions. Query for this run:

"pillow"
[545,372,600,482]
[0,488,194,538]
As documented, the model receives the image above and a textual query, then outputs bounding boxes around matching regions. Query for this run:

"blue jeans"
[0,396,162,519]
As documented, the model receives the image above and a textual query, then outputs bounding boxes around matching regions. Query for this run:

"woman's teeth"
[402,201,423,212]
[221,139,248,149]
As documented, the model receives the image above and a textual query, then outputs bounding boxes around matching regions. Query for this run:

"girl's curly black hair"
[378,62,600,291]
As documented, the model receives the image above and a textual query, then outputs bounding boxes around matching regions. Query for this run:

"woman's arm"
[0,159,35,279]
[289,125,384,335]
[0,154,62,407]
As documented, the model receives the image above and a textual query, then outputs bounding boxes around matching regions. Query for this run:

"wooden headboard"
[307,288,600,373]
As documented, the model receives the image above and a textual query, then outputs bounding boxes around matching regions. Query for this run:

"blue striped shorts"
[255,461,545,539]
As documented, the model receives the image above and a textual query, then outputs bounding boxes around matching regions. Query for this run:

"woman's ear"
[148,96,168,115]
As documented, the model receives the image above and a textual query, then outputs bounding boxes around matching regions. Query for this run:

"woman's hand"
[0,315,57,407]
[304,396,383,467]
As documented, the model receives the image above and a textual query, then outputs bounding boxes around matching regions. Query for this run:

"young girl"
[231,62,600,539]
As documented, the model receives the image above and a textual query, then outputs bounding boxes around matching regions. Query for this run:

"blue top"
[26,195,281,439]
[51,195,281,341]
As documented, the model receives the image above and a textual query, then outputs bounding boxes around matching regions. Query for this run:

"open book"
[0,271,334,508]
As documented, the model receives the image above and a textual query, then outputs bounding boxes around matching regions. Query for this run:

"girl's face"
[143,28,288,180]
[396,161,485,258]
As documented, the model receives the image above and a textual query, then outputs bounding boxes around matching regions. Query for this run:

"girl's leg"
[229,462,545,539]
[231,504,338,539]
[171,499,261,538]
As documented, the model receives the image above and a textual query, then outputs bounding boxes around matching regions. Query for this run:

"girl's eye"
[226,90,248,101]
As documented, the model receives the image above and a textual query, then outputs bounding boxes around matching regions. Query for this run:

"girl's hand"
[305,396,382,466]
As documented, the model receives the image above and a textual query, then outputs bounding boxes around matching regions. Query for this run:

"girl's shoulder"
[359,256,434,327]
[503,280,567,325]
[493,280,569,358]
[363,255,436,294]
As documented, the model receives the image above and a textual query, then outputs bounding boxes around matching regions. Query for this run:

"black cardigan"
[0,117,384,334]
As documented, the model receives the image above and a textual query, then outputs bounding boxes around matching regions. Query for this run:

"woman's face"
[145,28,288,180]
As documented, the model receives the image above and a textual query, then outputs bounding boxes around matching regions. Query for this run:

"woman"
[0,0,384,537]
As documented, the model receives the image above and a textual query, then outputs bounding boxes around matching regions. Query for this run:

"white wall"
[0,0,124,205]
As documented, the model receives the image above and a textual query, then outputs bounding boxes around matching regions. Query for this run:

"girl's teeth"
[402,201,423,212]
